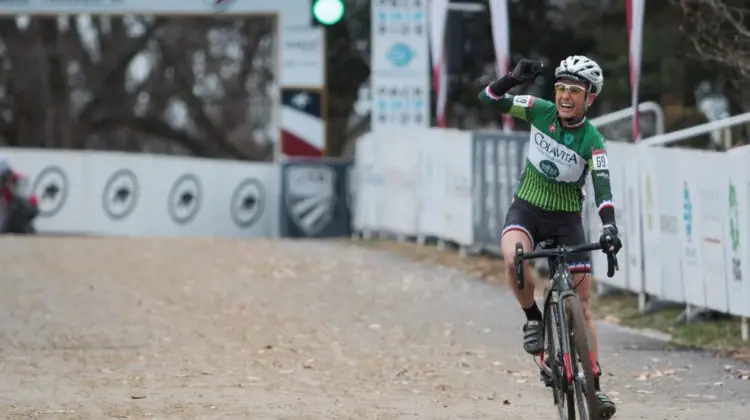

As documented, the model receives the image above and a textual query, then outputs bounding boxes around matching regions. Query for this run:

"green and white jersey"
[478,87,614,213]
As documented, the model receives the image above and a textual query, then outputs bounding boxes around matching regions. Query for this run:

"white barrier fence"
[354,129,750,320]
[354,128,474,246]
[3,148,280,237]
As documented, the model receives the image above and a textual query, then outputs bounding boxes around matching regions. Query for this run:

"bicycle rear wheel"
[564,295,599,420]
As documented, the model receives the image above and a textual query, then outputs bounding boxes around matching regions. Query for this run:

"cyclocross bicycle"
[514,238,618,420]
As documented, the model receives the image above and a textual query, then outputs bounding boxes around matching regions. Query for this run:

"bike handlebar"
[514,238,619,291]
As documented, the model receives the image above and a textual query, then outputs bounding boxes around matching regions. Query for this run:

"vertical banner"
[371,0,430,131]
[656,147,685,303]
[488,0,513,132]
[280,88,325,157]
[622,145,643,293]
[439,129,474,245]
[416,130,442,238]
[352,133,381,233]
[599,142,628,289]
[725,153,750,317]
[279,27,326,157]
[626,0,645,143]
[699,152,729,313]
[280,27,324,88]
[428,0,450,127]
[638,148,662,297]
[679,151,706,308]
[380,131,420,235]
[740,153,750,317]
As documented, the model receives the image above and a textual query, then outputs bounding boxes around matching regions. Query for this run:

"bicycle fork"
[541,287,600,389]
[557,300,575,384]
[539,294,565,389]
[558,296,602,384]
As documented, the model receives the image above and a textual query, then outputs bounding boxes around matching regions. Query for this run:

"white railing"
[640,111,750,147]
[590,101,666,136]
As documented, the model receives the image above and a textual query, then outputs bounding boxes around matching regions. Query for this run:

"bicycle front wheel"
[544,301,574,419]
[564,296,599,420]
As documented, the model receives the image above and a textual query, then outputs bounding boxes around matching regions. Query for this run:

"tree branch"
[157,41,247,159]
[73,17,167,147]
[94,114,221,157]
[675,0,750,77]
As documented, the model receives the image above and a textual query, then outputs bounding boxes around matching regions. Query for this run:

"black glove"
[511,59,544,83]
[599,224,622,254]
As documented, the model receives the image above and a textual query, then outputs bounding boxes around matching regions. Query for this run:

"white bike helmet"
[554,55,604,95]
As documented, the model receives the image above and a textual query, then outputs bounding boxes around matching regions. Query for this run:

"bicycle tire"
[563,295,599,419]
[544,301,577,419]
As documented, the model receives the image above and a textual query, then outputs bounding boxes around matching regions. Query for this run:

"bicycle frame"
[542,253,581,386]
[515,241,618,387]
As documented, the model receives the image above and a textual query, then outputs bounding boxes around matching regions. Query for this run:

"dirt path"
[0,237,747,419]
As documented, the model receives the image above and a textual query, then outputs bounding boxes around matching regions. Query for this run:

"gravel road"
[0,237,747,419]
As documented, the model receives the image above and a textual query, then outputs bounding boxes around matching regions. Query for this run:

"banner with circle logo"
[371,0,430,130]
[2,148,277,238]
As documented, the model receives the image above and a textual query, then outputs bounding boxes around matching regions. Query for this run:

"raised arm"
[477,59,549,121]
[589,135,616,226]
[478,84,555,122]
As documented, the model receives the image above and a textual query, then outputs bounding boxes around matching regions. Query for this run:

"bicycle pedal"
[539,369,553,387]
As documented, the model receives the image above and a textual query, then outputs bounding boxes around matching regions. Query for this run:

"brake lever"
[599,234,615,277]
[604,239,619,278]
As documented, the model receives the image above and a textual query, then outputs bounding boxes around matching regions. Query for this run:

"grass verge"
[346,238,750,363]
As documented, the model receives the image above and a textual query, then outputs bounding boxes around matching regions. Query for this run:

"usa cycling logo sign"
[285,165,336,236]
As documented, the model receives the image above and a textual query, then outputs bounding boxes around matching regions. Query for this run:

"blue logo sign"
[563,133,574,145]
[683,181,692,242]
[386,43,414,68]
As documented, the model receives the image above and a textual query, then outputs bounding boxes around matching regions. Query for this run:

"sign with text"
[370,0,430,130]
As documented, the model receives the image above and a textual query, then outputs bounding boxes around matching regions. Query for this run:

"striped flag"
[627,0,645,143]
[280,88,324,157]
[489,0,513,132]
[429,0,449,127]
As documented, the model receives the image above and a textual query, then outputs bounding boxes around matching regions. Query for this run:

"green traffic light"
[313,0,345,25]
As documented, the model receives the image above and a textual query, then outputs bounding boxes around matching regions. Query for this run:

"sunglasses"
[554,83,587,95]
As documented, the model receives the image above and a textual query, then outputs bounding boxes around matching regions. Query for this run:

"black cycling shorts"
[502,196,590,274]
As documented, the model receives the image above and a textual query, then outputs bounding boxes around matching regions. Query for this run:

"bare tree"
[674,0,750,77]
[0,15,276,161]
